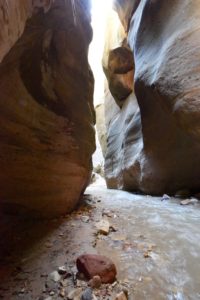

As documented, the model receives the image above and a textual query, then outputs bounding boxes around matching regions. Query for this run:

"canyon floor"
[0,178,200,300]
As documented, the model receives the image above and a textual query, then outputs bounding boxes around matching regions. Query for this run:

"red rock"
[76,254,117,284]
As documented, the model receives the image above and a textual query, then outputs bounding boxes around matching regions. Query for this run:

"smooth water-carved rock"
[102,0,200,195]
[0,0,95,217]
[100,8,142,192]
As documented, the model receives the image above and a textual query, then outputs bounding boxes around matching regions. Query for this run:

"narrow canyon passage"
[0,0,200,299]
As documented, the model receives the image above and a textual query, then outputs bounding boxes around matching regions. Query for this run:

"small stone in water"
[162,194,170,201]
[180,199,198,205]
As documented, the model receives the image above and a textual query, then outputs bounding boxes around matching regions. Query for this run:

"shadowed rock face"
[0,0,95,217]
[103,0,200,195]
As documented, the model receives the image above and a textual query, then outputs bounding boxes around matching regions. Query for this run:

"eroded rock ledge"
[0,0,95,217]
[101,0,200,195]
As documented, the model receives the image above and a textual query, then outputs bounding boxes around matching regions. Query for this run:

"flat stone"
[67,288,83,300]
[96,219,110,235]
[180,199,198,205]
[49,271,61,282]
[76,254,117,283]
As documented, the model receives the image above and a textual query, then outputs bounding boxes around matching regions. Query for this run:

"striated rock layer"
[103,0,200,195]
[0,0,95,217]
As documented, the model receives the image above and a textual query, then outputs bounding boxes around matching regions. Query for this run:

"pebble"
[49,291,55,296]
[112,281,118,288]
[88,275,101,288]
[67,288,83,300]
[60,278,70,288]
[102,209,113,217]
[115,291,128,300]
[110,225,117,232]
[59,288,65,298]
[49,271,61,282]
[45,242,53,248]
[58,266,67,275]
[143,251,151,258]
[76,279,87,288]
[77,272,86,280]
[162,194,170,201]
[96,219,110,235]
[81,216,90,223]
[81,288,93,300]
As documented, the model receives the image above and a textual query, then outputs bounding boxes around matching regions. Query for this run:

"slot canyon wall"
[99,0,200,195]
[0,0,95,217]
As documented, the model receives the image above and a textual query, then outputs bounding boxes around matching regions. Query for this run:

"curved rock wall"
[0,0,95,217]
[103,0,200,195]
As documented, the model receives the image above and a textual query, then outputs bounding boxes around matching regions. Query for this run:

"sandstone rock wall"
[0,0,95,217]
[102,0,200,195]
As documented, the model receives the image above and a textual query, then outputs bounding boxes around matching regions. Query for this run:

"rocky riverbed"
[0,178,200,299]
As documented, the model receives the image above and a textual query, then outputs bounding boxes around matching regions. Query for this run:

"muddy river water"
[88,180,200,300]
